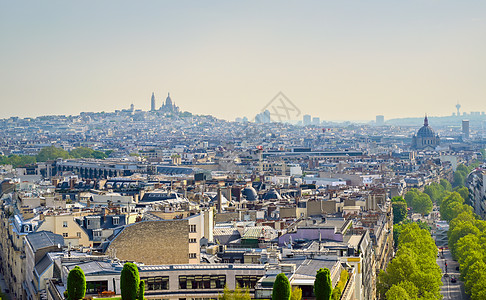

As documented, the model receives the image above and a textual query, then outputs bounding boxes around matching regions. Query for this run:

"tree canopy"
[272,273,291,300]
[314,268,332,300]
[0,146,111,168]
[378,223,442,299]
[67,266,86,300]
[391,196,407,224]
[121,262,140,300]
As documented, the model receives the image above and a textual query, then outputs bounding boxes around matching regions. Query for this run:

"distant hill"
[387,114,486,127]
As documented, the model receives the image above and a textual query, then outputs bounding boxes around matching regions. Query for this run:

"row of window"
[85,275,261,294]
[179,275,226,290]
[62,232,82,238]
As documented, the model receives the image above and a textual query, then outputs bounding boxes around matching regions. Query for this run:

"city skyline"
[1,1,485,121]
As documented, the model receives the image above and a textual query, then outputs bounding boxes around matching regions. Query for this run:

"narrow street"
[437,248,469,300]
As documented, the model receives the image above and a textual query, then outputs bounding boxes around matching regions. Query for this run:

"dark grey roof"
[66,261,121,275]
[35,254,53,277]
[27,231,64,252]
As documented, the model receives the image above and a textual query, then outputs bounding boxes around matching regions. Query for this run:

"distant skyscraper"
[303,114,311,126]
[462,120,470,139]
[312,117,320,125]
[376,115,385,125]
[151,92,156,111]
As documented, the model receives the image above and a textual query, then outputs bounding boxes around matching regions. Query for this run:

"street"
[437,248,469,300]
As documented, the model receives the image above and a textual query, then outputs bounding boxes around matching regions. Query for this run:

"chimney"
[217,188,223,213]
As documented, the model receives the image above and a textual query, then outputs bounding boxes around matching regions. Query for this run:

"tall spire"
[150,92,156,111]
[424,114,428,126]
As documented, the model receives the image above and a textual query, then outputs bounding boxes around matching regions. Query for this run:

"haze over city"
[1,0,485,121]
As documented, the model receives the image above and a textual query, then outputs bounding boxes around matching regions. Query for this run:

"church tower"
[150,92,156,111]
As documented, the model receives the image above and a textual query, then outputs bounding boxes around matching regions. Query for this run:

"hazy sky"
[1,0,485,121]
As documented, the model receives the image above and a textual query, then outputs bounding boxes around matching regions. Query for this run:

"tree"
[378,223,442,299]
[453,171,466,188]
[404,190,418,208]
[67,266,86,300]
[411,193,433,215]
[448,222,480,258]
[314,268,332,300]
[138,280,145,300]
[424,184,441,203]
[36,145,70,161]
[385,285,410,300]
[440,192,465,221]
[453,186,469,202]
[331,288,341,300]
[220,285,251,300]
[290,287,302,300]
[272,273,291,300]
[440,179,452,191]
[392,200,407,224]
[121,262,140,300]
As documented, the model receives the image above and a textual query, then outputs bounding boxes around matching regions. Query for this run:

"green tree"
[404,190,418,208]
[453,186,469,202]
[411,193,433,215]
[37,146,70,161]
[440,192,466,221]
[290,287,302,300]
[440,179,452,191]
[331,288,341,300]
[314,268,332,300]
[121,262,140,300]
[272,273,291,300]
[0,154,37,167]
[424,183,442,203]
[138,280,145,300]
[448,222,480,258]
[453,171,466,188]
[378,223,442,299]
[385,285,410,300]
[220,285,251,300]
[67,266,86,300]
[392,197,407,224]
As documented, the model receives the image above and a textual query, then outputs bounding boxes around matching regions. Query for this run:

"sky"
[1,0,485,121]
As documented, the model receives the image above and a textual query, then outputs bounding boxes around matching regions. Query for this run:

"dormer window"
[113,217,119,225]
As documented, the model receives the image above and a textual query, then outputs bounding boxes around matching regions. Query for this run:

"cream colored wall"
[37,215,90,247]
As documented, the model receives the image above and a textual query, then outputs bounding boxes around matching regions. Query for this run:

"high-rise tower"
[150,92,156,111]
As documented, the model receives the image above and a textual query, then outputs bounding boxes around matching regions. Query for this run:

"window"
[77,232,81,238]
[113,217,119,225]
[189,238,197,243]
[189,225,197,233]
[141,276,169,291]
[94,230,102,237]
[63,221,68,228]
[235,275,262,289]
[189,253,197,259]
[179,275,225,289]
[87,219,91,226]
[62,233,68,237]
[86,281,108,294]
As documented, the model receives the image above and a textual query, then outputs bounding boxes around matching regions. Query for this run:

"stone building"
[412,116,440,150]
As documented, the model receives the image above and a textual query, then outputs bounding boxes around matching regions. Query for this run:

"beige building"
[106,212,210,265]
[36,213,91,247]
